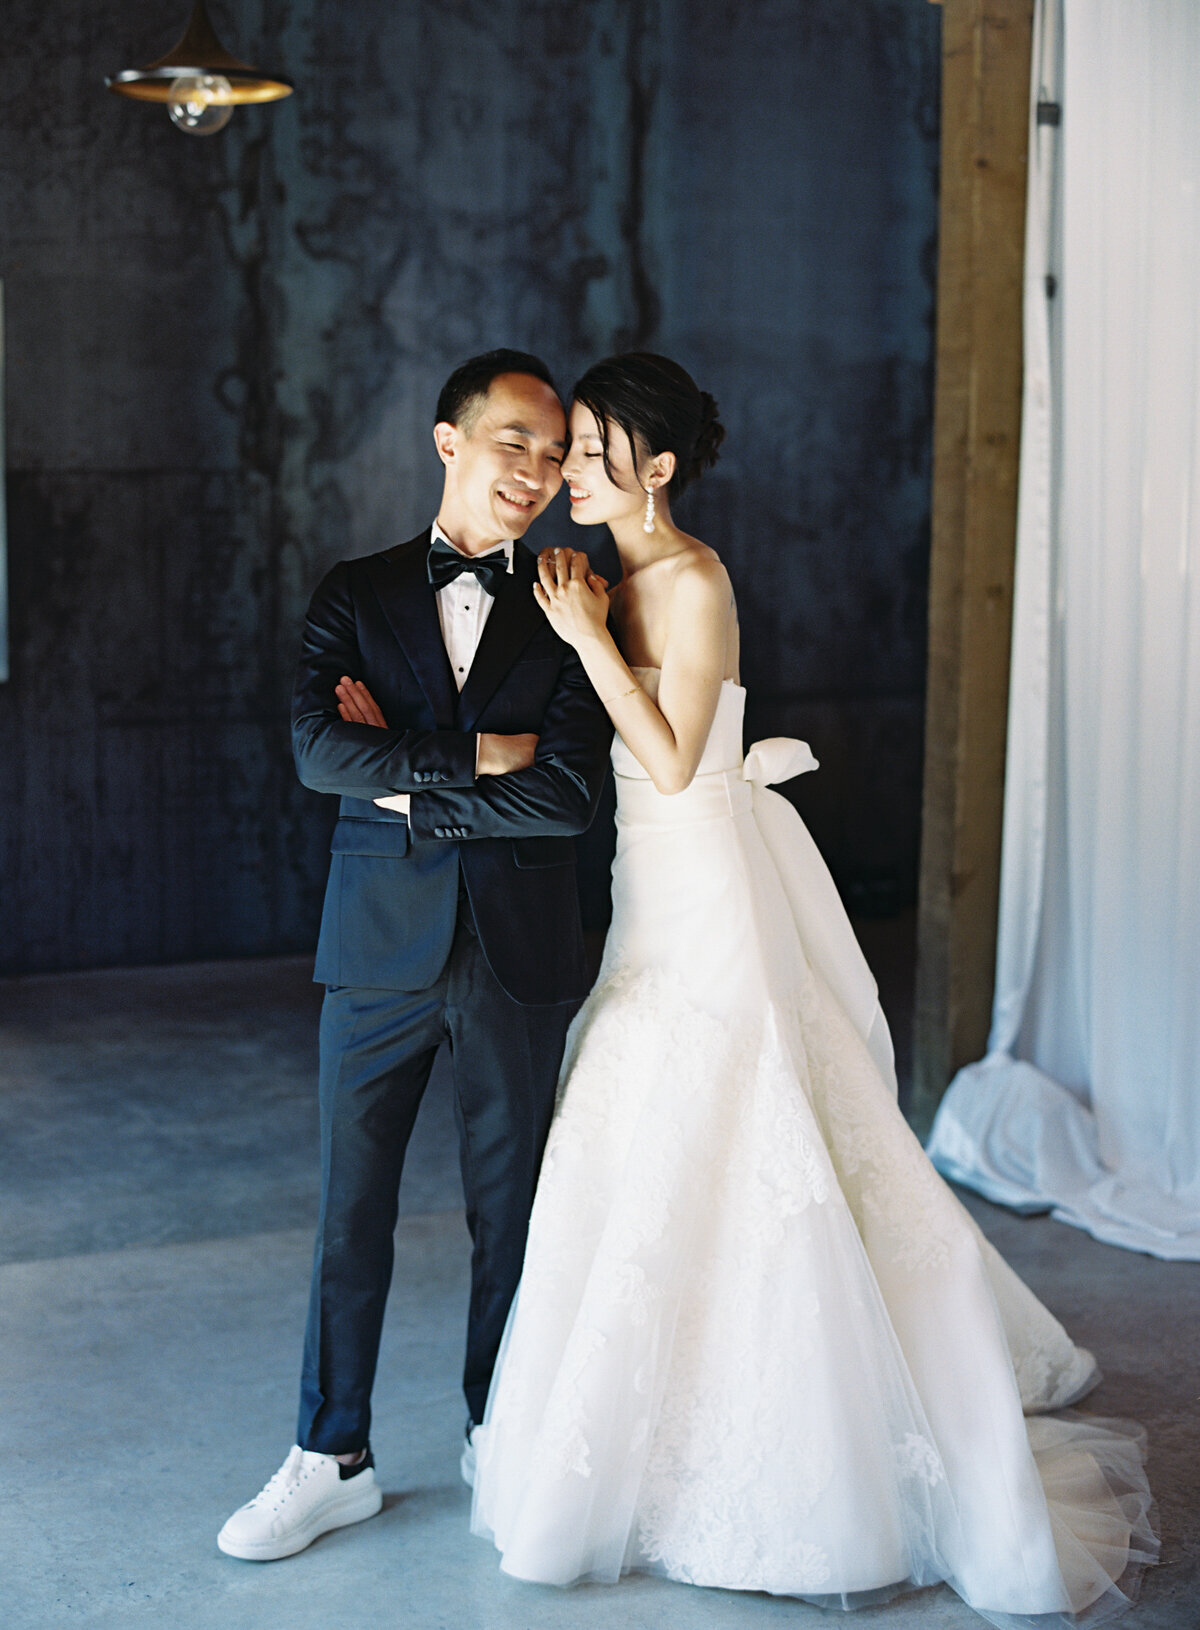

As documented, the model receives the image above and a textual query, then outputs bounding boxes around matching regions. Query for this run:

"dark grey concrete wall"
[0,0,940,975]
[654,2,940,915]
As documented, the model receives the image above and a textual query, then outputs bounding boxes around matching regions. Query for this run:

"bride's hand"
[534,548,610,648]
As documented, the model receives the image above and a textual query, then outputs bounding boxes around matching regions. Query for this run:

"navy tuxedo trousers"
[297,890,575,1452]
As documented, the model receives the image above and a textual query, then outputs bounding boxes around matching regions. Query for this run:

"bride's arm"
[535,548,731,796]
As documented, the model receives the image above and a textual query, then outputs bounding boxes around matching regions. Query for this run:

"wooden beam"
[913,0,1034,1126]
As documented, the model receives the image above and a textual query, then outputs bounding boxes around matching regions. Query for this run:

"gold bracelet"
[601,683,641,705]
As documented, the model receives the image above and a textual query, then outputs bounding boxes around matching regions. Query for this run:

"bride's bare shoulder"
[669,541,732,600]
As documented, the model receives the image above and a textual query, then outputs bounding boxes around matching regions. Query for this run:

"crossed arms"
[291,562,611,841]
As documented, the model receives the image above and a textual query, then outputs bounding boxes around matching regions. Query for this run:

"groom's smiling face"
[434,373,566,551]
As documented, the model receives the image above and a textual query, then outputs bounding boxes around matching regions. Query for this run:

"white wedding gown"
[471,674,1157,1626]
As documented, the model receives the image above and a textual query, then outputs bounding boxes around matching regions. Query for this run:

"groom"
[218,350,612,1561]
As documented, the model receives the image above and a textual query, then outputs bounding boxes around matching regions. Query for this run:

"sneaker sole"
[217,1481,383,1562]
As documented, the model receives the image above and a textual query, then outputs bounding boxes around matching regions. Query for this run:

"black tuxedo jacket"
[292,530,613,1006]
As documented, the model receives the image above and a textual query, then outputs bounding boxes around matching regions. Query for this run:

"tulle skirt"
[471,766,1157,1626]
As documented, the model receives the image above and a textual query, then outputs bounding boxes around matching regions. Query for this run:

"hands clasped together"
[533,547,610,650]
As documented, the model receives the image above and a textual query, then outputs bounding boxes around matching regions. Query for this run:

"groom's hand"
[477,733,539,776]
[338,674,535,779]
[336,676,388,728]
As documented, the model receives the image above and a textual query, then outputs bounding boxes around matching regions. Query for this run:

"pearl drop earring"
[643,486,656,533]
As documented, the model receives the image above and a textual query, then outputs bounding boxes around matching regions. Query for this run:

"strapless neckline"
[629,664,745,692]
[613,669,747,781]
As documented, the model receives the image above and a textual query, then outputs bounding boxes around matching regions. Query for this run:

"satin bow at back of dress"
[613,669,819,789]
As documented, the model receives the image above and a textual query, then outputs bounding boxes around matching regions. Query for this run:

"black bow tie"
[427,537,510,595]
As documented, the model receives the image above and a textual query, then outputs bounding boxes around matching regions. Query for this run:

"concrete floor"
[2,948,1197,1630]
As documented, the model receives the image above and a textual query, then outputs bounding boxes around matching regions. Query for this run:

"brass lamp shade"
[106,1,293,104]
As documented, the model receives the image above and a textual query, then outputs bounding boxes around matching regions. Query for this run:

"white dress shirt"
[430,520,514,692]
[374,522,514,815]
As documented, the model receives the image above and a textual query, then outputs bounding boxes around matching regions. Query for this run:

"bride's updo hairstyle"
[571,352,725,500]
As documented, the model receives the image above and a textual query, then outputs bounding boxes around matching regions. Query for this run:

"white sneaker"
[460,1424,478,1489]
[218,1446,382,1561]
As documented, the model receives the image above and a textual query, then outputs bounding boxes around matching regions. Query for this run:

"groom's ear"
[433,421,458,467]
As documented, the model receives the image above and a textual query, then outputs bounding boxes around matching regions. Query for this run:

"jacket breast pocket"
[331,818,410,858]
[512,836,575,869]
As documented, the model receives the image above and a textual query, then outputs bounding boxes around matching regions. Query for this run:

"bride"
[469,352,1157,1626]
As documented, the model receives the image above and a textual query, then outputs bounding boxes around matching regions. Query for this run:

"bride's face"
[562,402,645,527]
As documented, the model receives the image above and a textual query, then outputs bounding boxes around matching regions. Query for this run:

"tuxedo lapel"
[456,545,544,731]
[364,532,458,727]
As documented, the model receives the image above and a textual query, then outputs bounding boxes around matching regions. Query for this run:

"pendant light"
[106,1,293,136]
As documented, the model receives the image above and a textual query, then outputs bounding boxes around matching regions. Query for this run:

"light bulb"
[167,74,234,136]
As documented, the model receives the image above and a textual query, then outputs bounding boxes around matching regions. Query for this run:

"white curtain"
[926,0,1200,1260]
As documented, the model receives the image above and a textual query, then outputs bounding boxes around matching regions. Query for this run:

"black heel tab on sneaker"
[339,1448,374,1480]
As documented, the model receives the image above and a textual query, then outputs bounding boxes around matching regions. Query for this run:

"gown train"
[471,676,1157,1626]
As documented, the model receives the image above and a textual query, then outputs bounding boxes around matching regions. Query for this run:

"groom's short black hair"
[436,349,558,433]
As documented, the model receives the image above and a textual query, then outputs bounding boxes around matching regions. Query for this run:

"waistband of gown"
[613,764,753,823]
